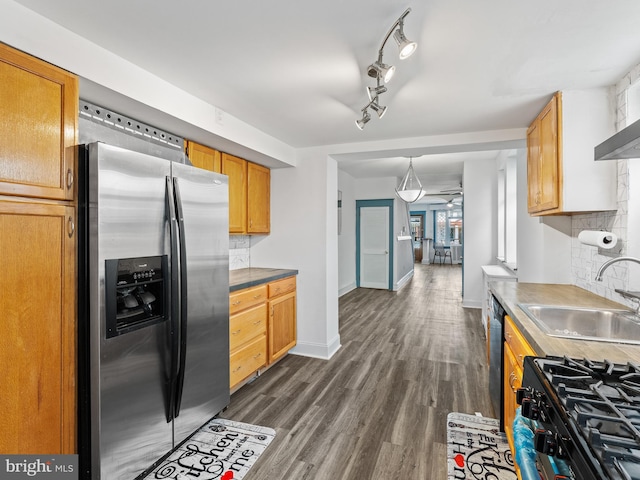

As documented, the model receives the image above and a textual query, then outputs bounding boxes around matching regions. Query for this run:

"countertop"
[229,267,299,292]
[490,281,640,364]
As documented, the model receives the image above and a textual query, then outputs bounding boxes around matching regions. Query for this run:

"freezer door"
[171,162,230,443]
[88,143,174,479]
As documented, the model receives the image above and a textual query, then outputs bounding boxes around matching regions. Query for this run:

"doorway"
[356,200,393,289]
[410,213,425,263]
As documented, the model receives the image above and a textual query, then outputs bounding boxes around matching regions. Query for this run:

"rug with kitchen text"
[140,418,276,480]
[447,412,516,480]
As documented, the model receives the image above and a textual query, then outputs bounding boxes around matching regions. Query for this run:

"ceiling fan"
[420,183,463,204]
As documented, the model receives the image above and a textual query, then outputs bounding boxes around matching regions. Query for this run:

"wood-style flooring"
[221,263,493,479]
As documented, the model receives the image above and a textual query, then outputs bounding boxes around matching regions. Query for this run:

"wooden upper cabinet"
[527,94,560,214]
[185,140,221,173]
[222,153,248,234]
[526,89,617,216]
[0,43,78,201]
[0,201,76,454]
[247,162,270,233]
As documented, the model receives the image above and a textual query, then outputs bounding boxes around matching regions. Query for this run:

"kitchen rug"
[141,418,276,480]
[447,412,516,480]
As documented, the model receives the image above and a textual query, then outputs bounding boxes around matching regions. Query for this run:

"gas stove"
[517,356,640,480]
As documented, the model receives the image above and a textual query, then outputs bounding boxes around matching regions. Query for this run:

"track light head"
[355,109,371,130]
[393,28,417,59]
[369,99,387,119]
[367,85,387,101]
[367,61,395,83]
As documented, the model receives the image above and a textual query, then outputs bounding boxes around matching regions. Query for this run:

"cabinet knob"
[232,300,242,306]
[66,168,74,190]
[67,216,75,238]
[253,294,262,299]
[231,329,241,335]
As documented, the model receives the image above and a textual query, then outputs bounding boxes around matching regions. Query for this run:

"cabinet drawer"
[230,335,266,388]
[504,315,535,370]
[268,276,296,298]
[229,285,267,315]
[230,304,267,351]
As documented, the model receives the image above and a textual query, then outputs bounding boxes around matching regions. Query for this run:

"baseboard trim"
[339,282,357,297]
[462,300,482,309]
[290,335,342,360]
[394,270,414,291]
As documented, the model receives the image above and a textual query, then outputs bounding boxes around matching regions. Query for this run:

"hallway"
[221,263,493,479]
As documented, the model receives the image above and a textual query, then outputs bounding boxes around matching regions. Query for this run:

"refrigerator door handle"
[166,176,181,423]
[172,176,189,418]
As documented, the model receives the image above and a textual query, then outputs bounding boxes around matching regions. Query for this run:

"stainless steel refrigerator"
[77,142,230,480]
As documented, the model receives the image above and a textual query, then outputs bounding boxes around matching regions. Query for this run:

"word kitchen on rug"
[446,412,517,480]
[141,418,276,480]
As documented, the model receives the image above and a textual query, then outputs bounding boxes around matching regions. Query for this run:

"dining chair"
[432,244,452,264]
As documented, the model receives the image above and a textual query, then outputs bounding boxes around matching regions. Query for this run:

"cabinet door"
[0,44,78,201]
[503,344,521,457]
[268,291,296,363]
[185,140,221,173]
[526,120,541,212]
[247,162,270,234]
[222,153,247,234]
[0,201,76,454]
[537,97,560,211]
[527,94,560,214]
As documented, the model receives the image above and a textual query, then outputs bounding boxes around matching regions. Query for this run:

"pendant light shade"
[395,157,425,203]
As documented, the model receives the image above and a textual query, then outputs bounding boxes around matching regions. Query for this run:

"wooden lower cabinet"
[269,291,296,363]
[229,275,297,389]
[503,315,536,475]
[230,334,267,389]
[0,201,76,454]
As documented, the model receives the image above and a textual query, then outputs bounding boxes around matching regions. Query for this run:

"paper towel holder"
[599,239,624,257]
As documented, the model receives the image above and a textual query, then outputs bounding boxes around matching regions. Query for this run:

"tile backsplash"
[571,67,637,308]
[229,235,251,270]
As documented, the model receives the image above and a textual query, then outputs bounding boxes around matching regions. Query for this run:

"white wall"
[338,170,356,296]
[516,149,573,283]
[251,151,341,360]
[462,157,498,308]
[0,0,296,168]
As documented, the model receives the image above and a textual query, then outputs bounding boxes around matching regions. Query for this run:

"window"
[434,208,463,246]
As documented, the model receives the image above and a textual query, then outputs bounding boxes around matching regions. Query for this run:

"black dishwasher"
[488,294,506,430]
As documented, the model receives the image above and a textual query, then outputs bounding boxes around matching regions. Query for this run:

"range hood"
[595,117,640,160]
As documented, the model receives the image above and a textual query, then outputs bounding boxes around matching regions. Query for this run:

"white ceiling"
[11,0,640,193]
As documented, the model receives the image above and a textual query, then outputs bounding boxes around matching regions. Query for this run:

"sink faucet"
[595,256,640,314]
[595,256,640,281]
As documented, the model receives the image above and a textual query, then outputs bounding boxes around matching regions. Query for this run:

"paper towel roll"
[578,230,618,249]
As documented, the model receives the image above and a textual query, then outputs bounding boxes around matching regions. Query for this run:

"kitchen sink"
[518,304,640,345]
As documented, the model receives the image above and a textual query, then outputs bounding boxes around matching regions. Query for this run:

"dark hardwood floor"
[221,263,493,479]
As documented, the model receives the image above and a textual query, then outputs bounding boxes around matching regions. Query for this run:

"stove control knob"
[521,398,540,420]
[534,429,558,456]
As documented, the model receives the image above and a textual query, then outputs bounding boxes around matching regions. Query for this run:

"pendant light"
[395,157,425,203]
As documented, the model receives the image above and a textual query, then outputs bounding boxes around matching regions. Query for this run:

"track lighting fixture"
[369,99,387,119]
[367,84,387,101]
[393,28,417,60]
[356,8,418,130]
[367,61,396,84]
[355,109,371,130]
